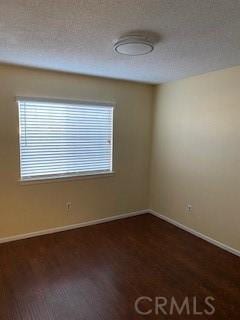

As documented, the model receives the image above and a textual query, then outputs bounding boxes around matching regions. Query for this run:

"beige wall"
[1,63,240,252]
[150,66,240,251]
[0,65,153,238]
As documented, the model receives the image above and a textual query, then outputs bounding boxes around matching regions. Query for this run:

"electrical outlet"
[66,202,72,211]
[186,204,192,213]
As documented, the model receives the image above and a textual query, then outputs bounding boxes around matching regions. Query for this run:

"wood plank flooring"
[0,214,239,319]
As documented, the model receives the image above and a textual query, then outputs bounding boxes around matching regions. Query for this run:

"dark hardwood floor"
[0,214,239,319]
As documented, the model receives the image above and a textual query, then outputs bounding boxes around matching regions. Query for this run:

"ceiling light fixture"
[114,34,154,56]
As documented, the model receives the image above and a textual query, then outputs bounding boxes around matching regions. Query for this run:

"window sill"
[19,171,115,185]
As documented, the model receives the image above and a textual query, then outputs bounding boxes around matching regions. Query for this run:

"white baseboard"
[149,209,240,257]
[1,209,239,258]
[0,209,148,244]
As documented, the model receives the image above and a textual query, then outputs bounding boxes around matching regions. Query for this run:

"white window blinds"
[18,99,114,181]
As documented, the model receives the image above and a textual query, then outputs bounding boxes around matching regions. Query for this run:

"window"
[17,98,114,181]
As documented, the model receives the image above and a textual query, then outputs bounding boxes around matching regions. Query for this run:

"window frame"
[16,97,116,184]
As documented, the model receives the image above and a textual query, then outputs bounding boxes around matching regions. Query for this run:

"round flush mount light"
[114,34,154,56]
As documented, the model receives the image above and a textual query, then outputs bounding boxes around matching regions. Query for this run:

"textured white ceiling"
[0,0,240,83]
